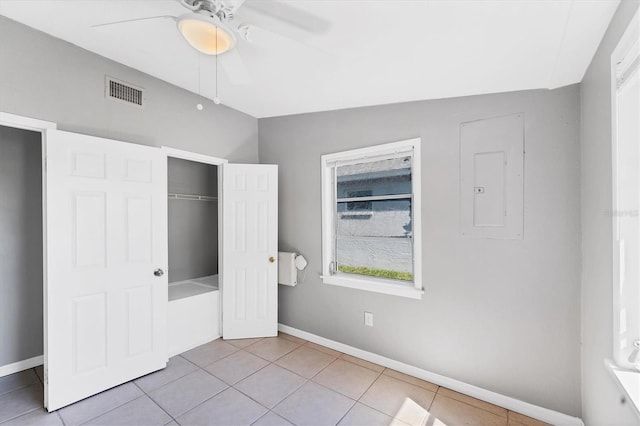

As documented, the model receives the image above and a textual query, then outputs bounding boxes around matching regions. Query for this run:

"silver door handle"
[154,268,165,277]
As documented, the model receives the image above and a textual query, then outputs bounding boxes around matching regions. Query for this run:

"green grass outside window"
[338,265,413,281]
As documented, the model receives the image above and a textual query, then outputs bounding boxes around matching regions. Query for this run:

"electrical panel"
[460,113,524,239]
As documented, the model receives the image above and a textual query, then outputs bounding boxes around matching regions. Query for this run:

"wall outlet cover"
[364,312,373,327]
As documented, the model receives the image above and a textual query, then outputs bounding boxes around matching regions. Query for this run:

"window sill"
[321,273,423,299]
[605,358,640,419]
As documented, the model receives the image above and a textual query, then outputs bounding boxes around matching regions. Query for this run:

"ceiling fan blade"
[226,0,248,13]
[242,0,331,35]
[218,48,251,85]
[238,24,331,59]
[91,15,176,29]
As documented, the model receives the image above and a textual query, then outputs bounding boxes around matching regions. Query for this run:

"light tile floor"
[0,333,549,426]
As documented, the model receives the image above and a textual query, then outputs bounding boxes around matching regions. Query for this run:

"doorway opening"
[163,148,226,356]
[0,113,54,380]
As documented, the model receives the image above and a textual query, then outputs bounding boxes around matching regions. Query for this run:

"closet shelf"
[168,193,217,202]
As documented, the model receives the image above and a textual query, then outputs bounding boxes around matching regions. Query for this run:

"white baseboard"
[278,324,584,426]
[0,355,44,378]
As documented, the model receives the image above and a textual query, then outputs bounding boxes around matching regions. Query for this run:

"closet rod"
[168,193,217,202]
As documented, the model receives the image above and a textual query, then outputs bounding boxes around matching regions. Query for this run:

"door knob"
[154,268,165,277]
[269,256,276,263]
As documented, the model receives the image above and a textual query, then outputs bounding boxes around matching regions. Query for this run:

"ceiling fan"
[93,0,330,86]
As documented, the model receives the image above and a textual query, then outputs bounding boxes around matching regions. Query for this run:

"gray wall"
[0,16,258,367]
[168,158,218,283]
[259,85,582,416]
[580,1,640,424]
[0,16,258,162]
[0,126,43,366]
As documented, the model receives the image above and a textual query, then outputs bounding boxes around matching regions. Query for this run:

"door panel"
[45,129,167,411]
[222,164,278,339]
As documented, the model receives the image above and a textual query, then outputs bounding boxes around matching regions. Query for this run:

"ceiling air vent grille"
[105,76,144,107]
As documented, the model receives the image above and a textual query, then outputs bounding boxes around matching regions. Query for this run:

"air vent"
[105,76,144,107]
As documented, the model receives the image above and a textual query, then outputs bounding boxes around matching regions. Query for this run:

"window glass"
[336,156,412,197]
[334,156,413,282]
[343,190,372,213]
[614,56,640,368]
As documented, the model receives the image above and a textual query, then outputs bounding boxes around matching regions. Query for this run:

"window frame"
[320,138,423,299]
[611,9,639,371]
[607,9,640,420]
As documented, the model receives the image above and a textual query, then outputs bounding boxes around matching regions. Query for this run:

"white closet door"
[45,130,168,411]
[222,164,278,339]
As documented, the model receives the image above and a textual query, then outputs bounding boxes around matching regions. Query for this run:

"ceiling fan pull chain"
[214,26,221,105]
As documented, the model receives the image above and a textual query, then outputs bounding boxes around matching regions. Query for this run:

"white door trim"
[162,147,227,339]
[161,146,228,167]
[0,112,56,383]
[0,112,56,132]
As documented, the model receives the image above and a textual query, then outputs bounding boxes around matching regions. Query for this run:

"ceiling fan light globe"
[177,14,235,55]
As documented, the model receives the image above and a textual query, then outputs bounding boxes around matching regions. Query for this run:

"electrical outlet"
[364,311,373,327]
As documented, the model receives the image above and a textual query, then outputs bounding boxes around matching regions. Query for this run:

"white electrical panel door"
[222,164,278,339]
[45,130,168,411]
[460,113,524,239]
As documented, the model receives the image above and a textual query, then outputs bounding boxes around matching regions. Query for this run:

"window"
[321,138,423,299]
[611,11,639,372]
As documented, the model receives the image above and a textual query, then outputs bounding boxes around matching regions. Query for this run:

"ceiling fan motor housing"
[183,0,235,21]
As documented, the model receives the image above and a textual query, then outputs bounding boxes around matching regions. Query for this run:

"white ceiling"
[0,0,620,118]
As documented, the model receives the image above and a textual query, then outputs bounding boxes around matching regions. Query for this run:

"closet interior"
[167,156,221,356]
[0,125,43,372]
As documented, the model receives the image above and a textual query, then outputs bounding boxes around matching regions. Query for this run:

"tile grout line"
[130,355,207,418]
[0,405,43,425]
[274,349,339,380]
[308,353,405,424]
[345,366,387,422]
[229,342,325,424]
[305,355,386,426]
[138,358,198,392]
[433,384,511,420]
[167,355,244,423]
[200,347,272,386]
[243,341,306,364]
[159,384,228,423]
[70,361,200,426]
[142,350,237,425]
[338,354,386,374]
[179,343,242,369]
[0,368,42,398]
[13,336,529,426]
[169,350,277,424]
[0,369,52,426]
[34,366,67,425]
[76,394,148,426]
[34,367,44,385]
[232,363,307,416]
[427,386,440,411]
[330,365,386,426]
[34,366,68,426]
[131,380,178,425]
[380,368,440,420]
